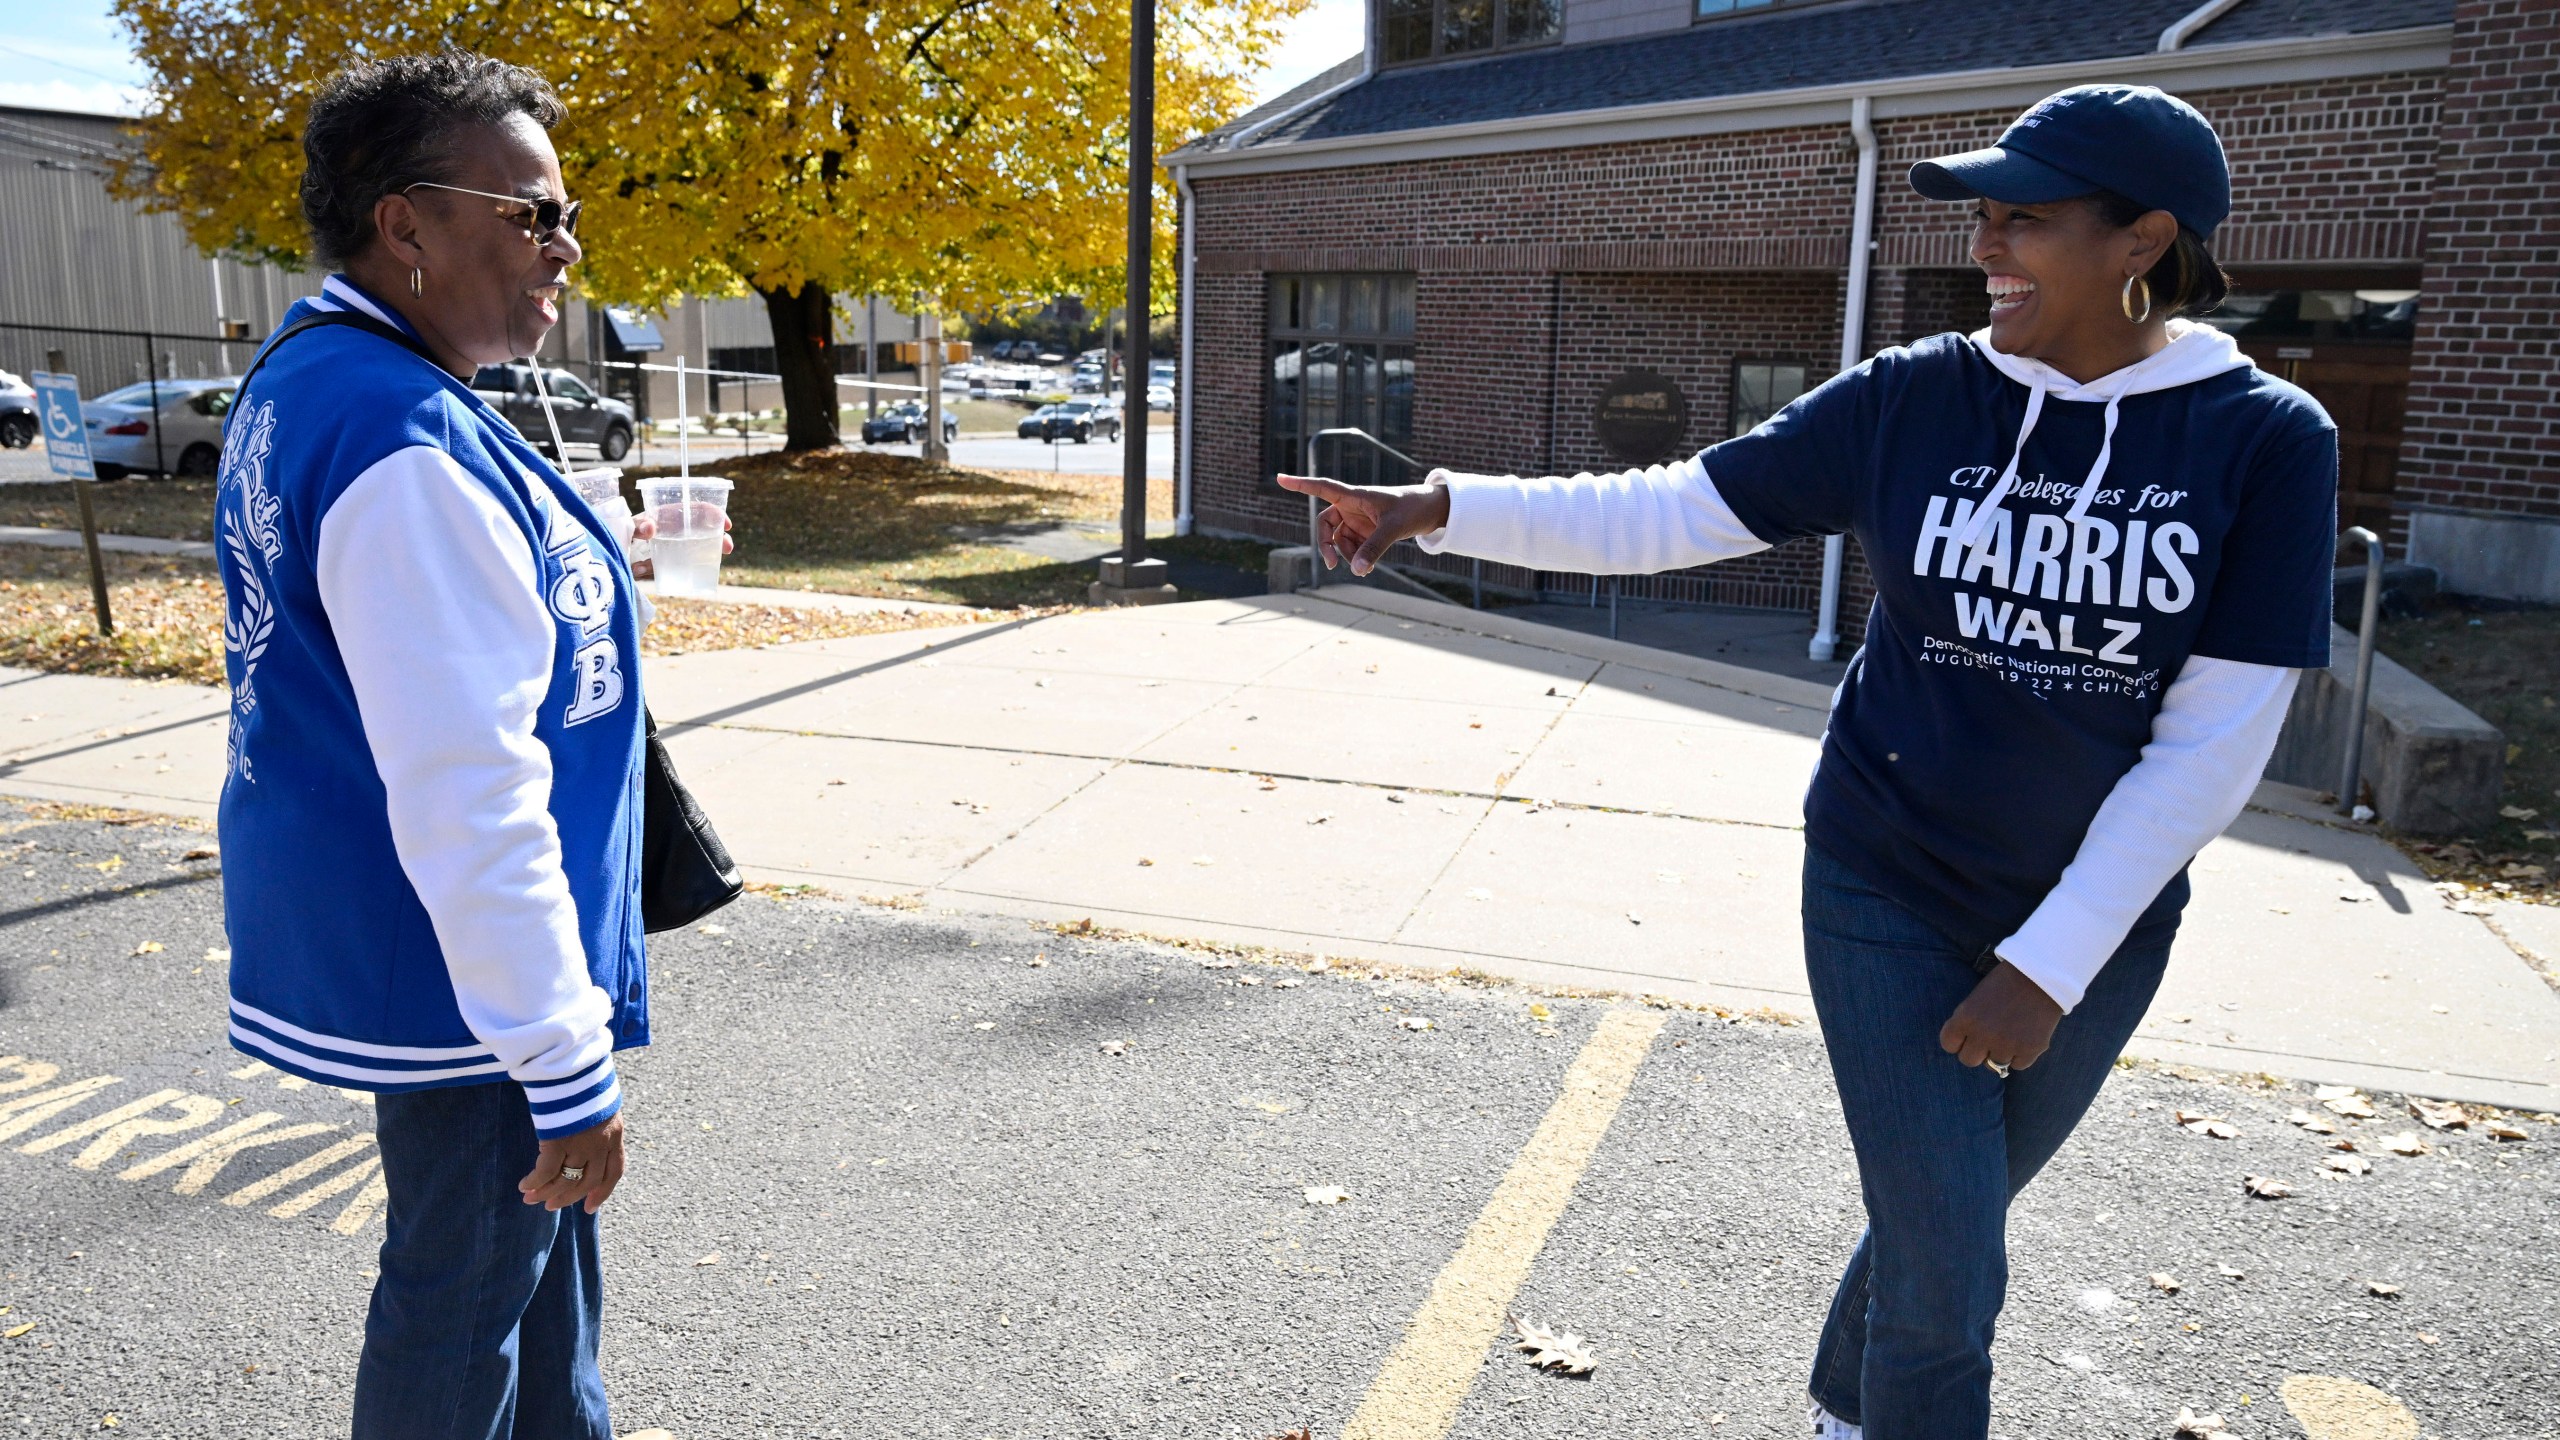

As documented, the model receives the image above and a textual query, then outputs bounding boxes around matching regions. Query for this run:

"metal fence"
[0,319,261,476]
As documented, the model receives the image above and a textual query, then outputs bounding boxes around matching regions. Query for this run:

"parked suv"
[468,363,635,461]
[861,400,958,445]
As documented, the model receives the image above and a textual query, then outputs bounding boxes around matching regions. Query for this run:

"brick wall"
[2399,0,2560,518]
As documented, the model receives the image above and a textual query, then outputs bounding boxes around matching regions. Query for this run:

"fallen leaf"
[694,1252,722,1267]
[2323,1153,2372,1176]
[2177,1111,2240,1140]
[132,940,164,955]
[1257,777,1279,791]
[1625,911,1644,926]
[2243,1174,2292,1199]
[2323,1094,2379,1119]
[1528,1003,1552,1021]
[1098,1040,1129,1057]
[2369,1281,2401,1298]
[1190,855,1215,867]
[2287,1108,2338,1135]
[1137,858,1154,867]
[2174,1407,2234,1439]
[2485,1121,2529,1141]
[972,1021,996,1031]
[1274,977,1303,989]
[181,847,217,861]
[1397,1017,1435,1032]
[2314,1083,2358,1100]
[1509,1313,1598,1375]
[1027,955,1049,968]
[2,1323,31,1339]
[2417,1332,2438,1344]
[2502,804,2541,821]
[2217,1264,2246,1280]
[1303,1186,1350,1206]
[2381,1131,2429,1156]
[2411,1098,2469,1130]
[1305,812,1333,825]
[1199,957,1240,970]
[2150,1272,2181,1295]
[696,923,726,936]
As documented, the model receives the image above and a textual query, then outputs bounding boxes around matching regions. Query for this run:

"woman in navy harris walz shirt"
[1283,86,2338,1440]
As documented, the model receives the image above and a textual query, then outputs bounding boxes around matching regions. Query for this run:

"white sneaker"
[1809,1400,1865,1438]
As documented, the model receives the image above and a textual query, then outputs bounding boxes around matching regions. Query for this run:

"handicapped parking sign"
[31,373,94,480]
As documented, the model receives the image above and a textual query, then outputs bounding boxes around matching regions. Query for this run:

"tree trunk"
[757,281,840,451]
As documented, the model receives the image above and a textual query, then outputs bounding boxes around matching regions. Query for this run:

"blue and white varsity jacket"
[215,276,646,1139]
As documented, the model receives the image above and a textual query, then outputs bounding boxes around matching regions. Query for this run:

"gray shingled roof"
[1185,0,2450,155]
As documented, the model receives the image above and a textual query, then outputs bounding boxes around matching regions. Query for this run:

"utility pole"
[1093,0,1172,604]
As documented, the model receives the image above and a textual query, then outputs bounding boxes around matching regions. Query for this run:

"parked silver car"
[0,370,35,450]
[83,376,238,478]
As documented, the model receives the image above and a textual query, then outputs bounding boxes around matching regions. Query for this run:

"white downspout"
[2158,0,2250,50]
[1811,93,1877,664]
[1174,162,1197,535]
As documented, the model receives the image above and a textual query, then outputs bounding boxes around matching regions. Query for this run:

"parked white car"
[84,377,239,478]
[1146,383,1174,413]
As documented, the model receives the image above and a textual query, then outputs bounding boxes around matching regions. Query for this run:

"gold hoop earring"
[409,267,423,298]
[2121,274,2153,324]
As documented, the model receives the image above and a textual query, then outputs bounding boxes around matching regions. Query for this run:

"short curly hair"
[298,48,564,269]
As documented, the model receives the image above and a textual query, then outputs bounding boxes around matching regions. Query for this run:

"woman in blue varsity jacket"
[1284,87,2337,1440]
[216,52,643,1438]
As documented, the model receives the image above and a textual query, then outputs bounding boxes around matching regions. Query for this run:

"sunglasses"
[403,182,582,244]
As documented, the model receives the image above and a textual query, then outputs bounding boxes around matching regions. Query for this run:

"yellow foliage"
[110,0,1309,316]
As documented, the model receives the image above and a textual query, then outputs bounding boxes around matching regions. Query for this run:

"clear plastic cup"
[639,476,732,597]
[567,467,635,553]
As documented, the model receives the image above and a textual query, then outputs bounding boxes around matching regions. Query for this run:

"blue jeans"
[1801,845,2174,1439]
[353,1081,611,1440]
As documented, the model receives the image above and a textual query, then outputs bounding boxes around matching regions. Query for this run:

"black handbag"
[640,710,742,931]
[240,309,741,932]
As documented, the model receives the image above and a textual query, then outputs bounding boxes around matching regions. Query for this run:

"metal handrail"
[1301,426,1472,606]
[2337,527,2385,818]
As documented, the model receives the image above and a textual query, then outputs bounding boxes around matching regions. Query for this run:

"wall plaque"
[1593,368,1690,465]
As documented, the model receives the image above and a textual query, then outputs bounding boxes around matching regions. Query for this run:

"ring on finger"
[558,1163,587,1182]
[1986,1060,2011,1078]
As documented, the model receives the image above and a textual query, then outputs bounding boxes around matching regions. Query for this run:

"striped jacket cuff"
[521,1055,621,1140]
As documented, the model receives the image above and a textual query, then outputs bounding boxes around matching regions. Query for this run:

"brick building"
[1165,0,2560,647]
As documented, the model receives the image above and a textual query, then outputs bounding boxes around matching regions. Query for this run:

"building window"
[1269,274,1417,488]
[1383,0,1559,64]
[1696,0,1782,18]
[1730,360,1809,437]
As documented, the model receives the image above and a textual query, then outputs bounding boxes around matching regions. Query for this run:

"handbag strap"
[230,309,444,438]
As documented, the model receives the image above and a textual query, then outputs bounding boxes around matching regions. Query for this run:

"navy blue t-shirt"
[1705,333,2338,959]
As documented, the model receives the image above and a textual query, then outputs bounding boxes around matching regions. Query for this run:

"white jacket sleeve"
[316,446,619,1134]
[1413,453,1771,574]
[1996,656,2300,1012]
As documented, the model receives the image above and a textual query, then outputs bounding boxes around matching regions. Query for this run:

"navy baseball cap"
[1909,84,2231,239]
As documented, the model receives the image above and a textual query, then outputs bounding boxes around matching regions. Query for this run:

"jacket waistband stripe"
[230,1024,509,1086]
[229,999,497,1063]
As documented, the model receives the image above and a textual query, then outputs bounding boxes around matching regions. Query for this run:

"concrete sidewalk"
[5,589,2556,1109]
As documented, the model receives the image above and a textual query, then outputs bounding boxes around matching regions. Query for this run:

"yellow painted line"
[1341,1006,1668,1440]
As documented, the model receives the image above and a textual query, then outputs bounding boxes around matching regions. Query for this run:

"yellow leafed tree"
[113,0,1306,447]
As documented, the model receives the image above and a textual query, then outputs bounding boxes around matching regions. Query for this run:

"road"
[1,804,2550,1438]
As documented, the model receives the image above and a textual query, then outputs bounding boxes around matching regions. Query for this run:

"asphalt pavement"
[2,803,2552,1439]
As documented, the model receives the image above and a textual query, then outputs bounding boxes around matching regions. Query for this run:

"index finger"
[1275,473,1360,504]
